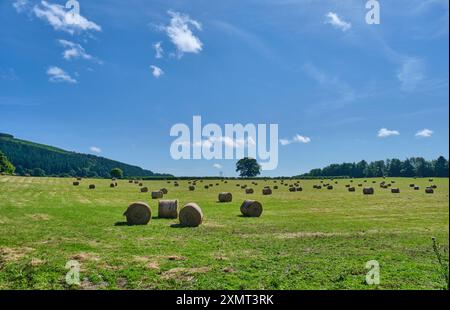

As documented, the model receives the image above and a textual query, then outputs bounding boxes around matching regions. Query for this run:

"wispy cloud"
[89,146,101,154]
[153,41,164,58]
[58,39,99,63]
[12,0,30,13]
[32,1,101,34]
[0,68,19,81]
[397,57,425,92]
[150,65,164,78]
[213,163,223,169]
[280,134,311,146]
[324,12,351,32]
[378,128,400,138]
[164,10,203,57]
[46,66,77,84]
[415,128,434,138]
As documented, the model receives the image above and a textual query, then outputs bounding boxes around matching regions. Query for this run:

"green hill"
[0,133,171,178]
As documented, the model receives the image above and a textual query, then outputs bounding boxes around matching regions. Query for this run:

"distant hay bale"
[425,187,434,194]
[316,186,322,189]
[345,184,350,188]
[409,184,415,187]
[391,180,396,183]
[115,182,118,187]
[431,185,437,189]
[73,181,80,186]
[77,177,82,181]
[372,181,376,184]
[124,202,151,225]
[289,187,296,192]
[358,184,363,187]
[364,180,367,183]
[274,186,279,189]
[189,185,195,191]
[240,200,263,217]
[348,187,355,192]
[216,183,219,186]
[218,192,232,203]
[151,191,164,199]
[110,183,115,188]
[89,184,95,189]
[262,188,272,195]
[174,183,179,187]
[429,178,434,182]
[158,200,178,219]
[140,187,149,193]
[160,188,168,194]
[138,183,143,187]
[363,187,374,195]
[327,185,333,190]
[241,185,247,189]
[391,188,400,193]
[236,184,240,187]
[179,203,203,227]
[245,188,254,194]
[295,187,303,192]
[134,180,139,184]
[204,185,209,189]
[414,186,420,190]
[129,180,133,183]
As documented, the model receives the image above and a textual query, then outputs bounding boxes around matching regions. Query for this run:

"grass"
[0,176,448,290]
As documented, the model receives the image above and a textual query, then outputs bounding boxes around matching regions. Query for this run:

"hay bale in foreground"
[218,192,232,203]
[73,181,80,186]
[179,203,203,227]
[89,184,95,189]
[124,202,151,225]
[245,188,254,194]
[189,185,195,191]
[151,191,164,199]
[140,187,148,193]
[391,188,400,193]
[160,188,168,194]
[262,188,272,195]
[240,200,263,217]
[110,183,115,188]
[158,200,178,219]
[363,187,374,195]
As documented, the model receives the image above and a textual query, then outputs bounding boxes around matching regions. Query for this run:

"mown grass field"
[0,176,448,290]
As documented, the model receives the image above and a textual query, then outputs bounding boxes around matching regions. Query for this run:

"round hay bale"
[138,183,143,187]
[77,177,82,181]
[160,188,168,194]
[414,186,420,190]
[240,200,263,217]
[429,178,434,182]
[363,187,374,195]
[348,187,355,192]
[409,184,415,187]
[151,191,163,199]
[327,185,333,190]
[262,188,272,195]
[241,185,247,189]
[431,185,437,189]
[134,180,139,184]
[316,186,322,189]
[114,182,118,187]
[73,181,80,186]
[158,200,178,219]
[124,202,151,225]
[274,186,278,189]
[345,184,350,188]
[179,203,203,227]
[204,185,209,189]
[140,187,149,193]
[296,187,303,192]
[174,183,179,187]
[289,187,296,192]
[128,180,133,183]
[391,188,400,193]
[245,188,254,194]
[89,184,95,189]
[358,184,363,187]
[215,183,219,186]
[218,192,232,203]
[110,183,115,188]
[189,185,195,191]
[425,187,434,194]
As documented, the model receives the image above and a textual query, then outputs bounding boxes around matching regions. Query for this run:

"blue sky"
[0,0,448,177]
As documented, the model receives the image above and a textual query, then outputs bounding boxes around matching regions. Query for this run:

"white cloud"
[165,10,203,56]
[33,1,101,34]
[280,134,311,146]
[397,57,425,92]
[13,0,30,13]
[89,146,101,153]
[46,66,77,84]
[213,163,222,169]
[378,128,400,138]
[153,41,164,58]
[415,129,434,138]
[150,65,164,78]
[325,12,351,32]
[58,39,95,62]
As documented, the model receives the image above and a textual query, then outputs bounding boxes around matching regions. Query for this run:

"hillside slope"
[0,133,170,178]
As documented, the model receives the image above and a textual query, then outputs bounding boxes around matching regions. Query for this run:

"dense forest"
[0,133,171,178]
[298,156,449,178]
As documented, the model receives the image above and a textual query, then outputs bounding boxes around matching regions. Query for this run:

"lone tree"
[0,151,15,174]
[110,168,124,179]
[236,157,261,178]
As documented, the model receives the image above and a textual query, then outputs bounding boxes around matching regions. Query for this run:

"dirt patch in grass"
[133,256,160,270]
[161,267,210,281]
[80,277,109,290]
[26,213,51,221]
[30,258,45,266]
[0,247,34,263]
[71,252,100,262]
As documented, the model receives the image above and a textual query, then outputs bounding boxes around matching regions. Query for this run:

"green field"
[0,176,448,290]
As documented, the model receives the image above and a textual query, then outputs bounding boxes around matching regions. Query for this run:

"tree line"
[298,156,449,178]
